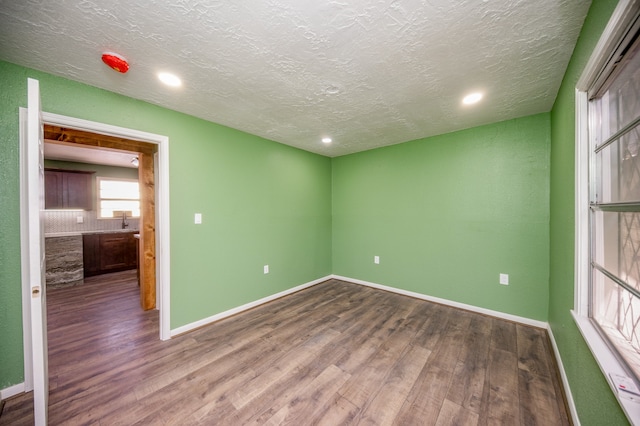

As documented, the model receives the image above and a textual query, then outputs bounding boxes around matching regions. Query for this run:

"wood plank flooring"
[1,271,571,425]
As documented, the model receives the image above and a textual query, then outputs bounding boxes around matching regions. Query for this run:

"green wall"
[0,61,332,389]
[548,0,628,424]
[0,62,25,391]
[332,114,550,320]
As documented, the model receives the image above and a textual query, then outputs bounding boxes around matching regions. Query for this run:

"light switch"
[374,256,380,264]
[264,265,269,274]
[499,273,509,285]
[194,213,202,224]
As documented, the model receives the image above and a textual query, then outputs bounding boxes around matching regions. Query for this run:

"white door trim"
[19,107,33,392]
[20,111,172,387]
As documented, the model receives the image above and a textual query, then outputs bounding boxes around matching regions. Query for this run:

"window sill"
[572,310,640,425]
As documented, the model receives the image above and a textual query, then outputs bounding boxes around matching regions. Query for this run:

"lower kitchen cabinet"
[83,232,138,277]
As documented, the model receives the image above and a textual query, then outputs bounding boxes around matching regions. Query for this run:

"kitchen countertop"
[45,229,140,238]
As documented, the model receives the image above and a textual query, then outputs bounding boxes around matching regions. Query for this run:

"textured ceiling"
[0,0,591,157]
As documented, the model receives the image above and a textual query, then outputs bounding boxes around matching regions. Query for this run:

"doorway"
[44,124,158,311]
[20,110,171,394]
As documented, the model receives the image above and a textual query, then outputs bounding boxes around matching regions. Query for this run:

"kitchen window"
[97,177,140,219]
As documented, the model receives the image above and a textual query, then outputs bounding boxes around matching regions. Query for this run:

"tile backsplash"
[45,210,140,235]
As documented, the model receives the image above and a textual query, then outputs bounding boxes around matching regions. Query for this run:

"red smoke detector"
[101,52,129,73]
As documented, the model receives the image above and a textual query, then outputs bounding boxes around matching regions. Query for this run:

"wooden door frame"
[20,111,171,389]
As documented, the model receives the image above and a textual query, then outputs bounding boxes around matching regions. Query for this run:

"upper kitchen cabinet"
[45,168,94,210]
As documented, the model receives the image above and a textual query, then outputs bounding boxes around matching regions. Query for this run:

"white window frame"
[96,176,141,219]
[573,0,640,423]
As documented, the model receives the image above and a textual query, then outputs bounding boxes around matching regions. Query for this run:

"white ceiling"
[44,142,139,169]
[0,0,591,157]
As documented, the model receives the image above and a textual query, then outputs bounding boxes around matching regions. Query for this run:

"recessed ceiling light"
[322,137,332,144]
[158,72,182,87]
[462,92,483,105]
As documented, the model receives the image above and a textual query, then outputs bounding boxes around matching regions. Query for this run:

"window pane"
[593,270,640,380]
[587,14,640,394]
[100,180,139,200]
[604,47,640,137]
[595,123,640,203]
[621,212,640,291]
[97,178,140,219]
[593,211,640,291]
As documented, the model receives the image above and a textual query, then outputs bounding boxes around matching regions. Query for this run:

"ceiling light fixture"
[131,156,139,167]
[101,52,129,73]
[158,72,182,87]
[322,137,332,144]
[462,92,483,105]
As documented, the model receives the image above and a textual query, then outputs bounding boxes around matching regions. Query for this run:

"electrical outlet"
[76,216,83,224]
[499,273,509,285]
[264,265,269,274]
[194,213,202,224]
[374,256,380,264]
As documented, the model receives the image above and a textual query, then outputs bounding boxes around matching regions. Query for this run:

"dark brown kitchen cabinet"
[82,233,100,276]
[83,232,138,277]
[45,169,94,210]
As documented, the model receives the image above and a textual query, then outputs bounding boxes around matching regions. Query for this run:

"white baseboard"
[547,325,580,426]
[170,275,332,337]
[331,274,548,329]
[0,382,25,400]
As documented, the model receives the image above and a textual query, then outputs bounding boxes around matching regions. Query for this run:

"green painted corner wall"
[548,0,629,425]
[332,113,550,321]
[0,60,332,388]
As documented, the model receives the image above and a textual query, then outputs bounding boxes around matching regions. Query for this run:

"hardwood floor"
[1,272,571,425]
